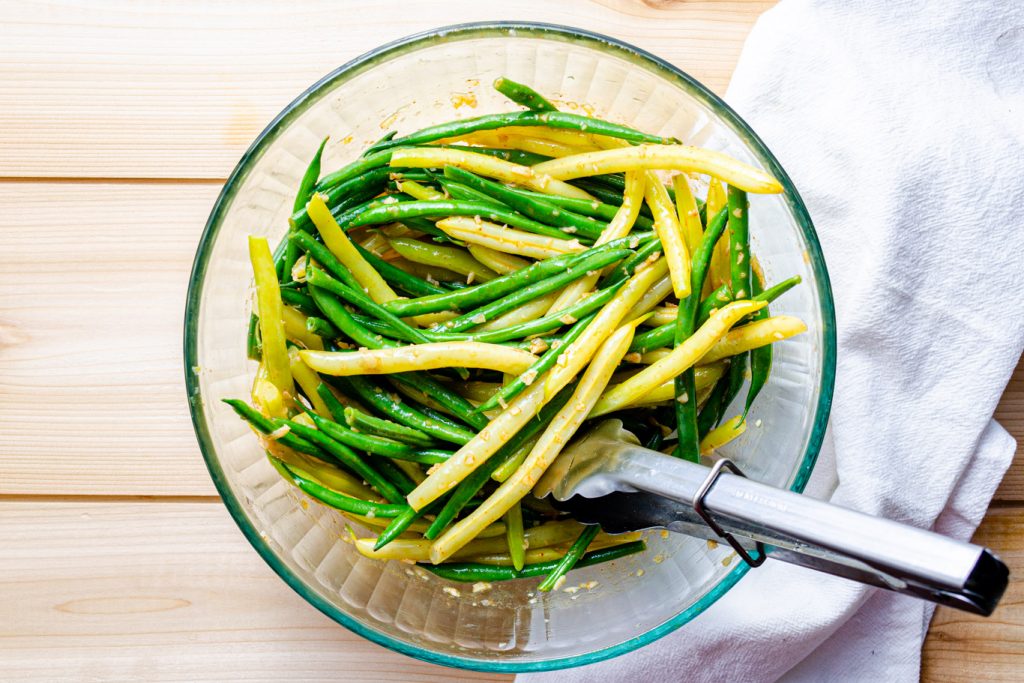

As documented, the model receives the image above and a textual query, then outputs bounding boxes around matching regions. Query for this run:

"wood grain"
[0,183,219,496]
[0,0,772,180]
[0,500,508,682]
[994,358,1024,501]
[922,507,1024,682]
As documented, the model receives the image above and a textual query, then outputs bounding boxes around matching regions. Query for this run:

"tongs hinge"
[694,458,767,568]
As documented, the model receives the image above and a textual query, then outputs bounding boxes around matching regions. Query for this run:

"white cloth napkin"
[521,1,1024,680]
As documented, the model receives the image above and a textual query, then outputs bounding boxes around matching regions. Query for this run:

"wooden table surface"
[1,1,1020,680]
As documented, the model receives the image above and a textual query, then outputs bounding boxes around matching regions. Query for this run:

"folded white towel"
[521,1,1023,680]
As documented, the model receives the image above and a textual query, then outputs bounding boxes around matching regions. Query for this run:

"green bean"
[348,200,576,241]
[438,248,631,333]
[306,316,340,340]
[339,375,476,445]
[442,167,606,240]
[422,540,646,582]
[424,385,574,539]
[538,524,600,591]
[389,373,489,431]
[339,401,435,448]
[505,501,526,571]
[493,76,557,111]
[308,412,415,460]
[370,111,675,152]
[728,186,751,300]
[697,284,734,326]
[370,456,418,495]
[246,314,262,360]
[717,186,753,423]
[350,313,422,344]
[290,231,361,291]
[697,371,731,439]
[308,285,393,350]
[306,263,432,344]
[674,207,730,462]
[314,148,392,193]
[353,243,448,298]
[223,399,327,460]
[293,166,392,233]
[743,272,772,419]
[270,457,408,518]
[281,287,320,317]
[442,145,552,167]
[629,285,733,355]
[599,237,662,286]
[381,238,640,317]
[473,312,597,414]
[283,419,407,504]
[283,137,330,283]
[436,178,502,204]
[374,503,437,550]
[504,187,656,231]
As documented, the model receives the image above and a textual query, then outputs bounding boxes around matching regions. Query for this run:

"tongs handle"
[615,448,1008,616]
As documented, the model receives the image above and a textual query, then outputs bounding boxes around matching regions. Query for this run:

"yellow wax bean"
[429,319,638,563]
[475,291,559,332]
[700,415,747,454]
[248,236,293,397]
[644,305,679,327]
[466,244,532,274]
[435,216,586,260]
[698,315,808,365]
[269,453,378,501]
[706,178,731,291]
[589,300,766,417]
[395,179,445,200]
[281,306,324,351]
[388,237,498,282]
[545,258,669,396]
[300,342,538,376]
[645,172,691,298]
[673,174,704,254]
[356,519,584,562]
[288,348,332,417]
[613,361,727,408]
[532,145,784,194]
[251,374,285,419]
[625,274,674,322]
[451,130,596,157]
[389,147,593,199]
[456,381,502,403]
[307,194,398,305]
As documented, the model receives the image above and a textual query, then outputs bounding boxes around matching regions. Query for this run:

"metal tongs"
[534,420,1008,615]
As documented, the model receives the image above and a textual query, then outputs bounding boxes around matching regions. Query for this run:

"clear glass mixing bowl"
[184,22,836,672]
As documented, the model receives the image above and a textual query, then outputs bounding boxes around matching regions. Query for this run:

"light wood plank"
[0,183,220,496]
[0,0,773,180]
[994,357,1024,501]
[922,506,1024,682]
[0,500,509,682]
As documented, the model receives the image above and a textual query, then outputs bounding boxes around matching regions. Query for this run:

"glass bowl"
[184,22,835,673]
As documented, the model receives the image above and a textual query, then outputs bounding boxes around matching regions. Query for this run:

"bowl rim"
[184,20,837,673]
